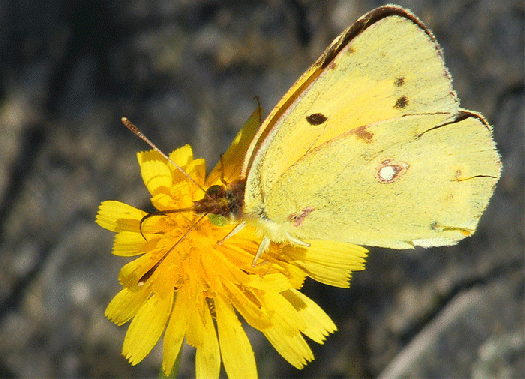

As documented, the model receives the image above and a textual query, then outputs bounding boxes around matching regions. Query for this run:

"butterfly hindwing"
[264,112,500,248]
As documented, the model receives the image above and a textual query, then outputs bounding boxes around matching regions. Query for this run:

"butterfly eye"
[206,185,226,199]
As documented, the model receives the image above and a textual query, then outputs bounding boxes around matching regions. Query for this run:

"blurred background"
[0,0,523,377]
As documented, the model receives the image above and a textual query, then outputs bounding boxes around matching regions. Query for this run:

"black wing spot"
[394,96,409,109]
[306,113,327,125]
[394,77,405,87]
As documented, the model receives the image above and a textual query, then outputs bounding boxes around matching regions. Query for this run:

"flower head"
[96,109,367,378]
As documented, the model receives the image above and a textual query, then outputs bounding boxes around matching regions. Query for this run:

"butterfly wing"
[243,6,501,248]
[263,112,500,248]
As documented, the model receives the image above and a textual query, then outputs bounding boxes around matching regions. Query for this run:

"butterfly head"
[193,180,246,225]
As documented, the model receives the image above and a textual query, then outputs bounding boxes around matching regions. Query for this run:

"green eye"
[208,213,228,227]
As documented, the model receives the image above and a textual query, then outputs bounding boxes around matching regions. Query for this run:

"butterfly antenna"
[139,208,195,239]
[121,117,206,193]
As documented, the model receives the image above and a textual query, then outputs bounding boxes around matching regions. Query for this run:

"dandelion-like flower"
[96,110,367,378]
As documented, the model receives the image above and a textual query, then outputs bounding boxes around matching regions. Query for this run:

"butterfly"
[127,5,501,263]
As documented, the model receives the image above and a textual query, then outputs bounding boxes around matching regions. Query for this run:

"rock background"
[0,0,523,378]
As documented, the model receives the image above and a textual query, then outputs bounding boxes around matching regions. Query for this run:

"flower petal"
[260,291,315,368]
[288,241,368,288]
[282,289,336,344]
[168,144,194,167]
[222,282,270,331]
[183,158,206,187]
[112,231,148,256]
[96,201,146,232]
[207,104,262,185]
[138,151,173,196]
[263,325,313,369]
[246,272,295,292]
[105,287,151,326]
[123,291,174,365]
[189,299,220,379]
[168,146,207,189]
[162,291,188,376]
[118,251,163,290]
[216,296,257,379]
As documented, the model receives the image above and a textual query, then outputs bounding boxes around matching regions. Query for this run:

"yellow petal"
[191,301,220,379]
[168,144,194,167]
[168,146,207,188]
[216,297,257,379]
[289,241,368,288]
[96,201,146,232]
[282,289,336,344]
[260,291,314,368]
[222,282,270,331]
[150,193,175,210]
[264,290,307,334]
[263,326,313,369]
[207,104,263,185]
[162,292,188,376]
[138,152,173,196]
[112,231,148,256]
[123,291,174,365]
[184,158,207,186]
[105,288,151,326]
[246,272,295,292]
[118,251,163,290]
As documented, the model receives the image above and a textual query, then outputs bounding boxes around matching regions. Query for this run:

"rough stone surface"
[0,0,523,378]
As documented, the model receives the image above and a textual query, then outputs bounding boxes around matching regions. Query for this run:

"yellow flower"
[96,109,367,378]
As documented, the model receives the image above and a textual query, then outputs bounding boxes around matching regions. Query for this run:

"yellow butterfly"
[131,5,502,262]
